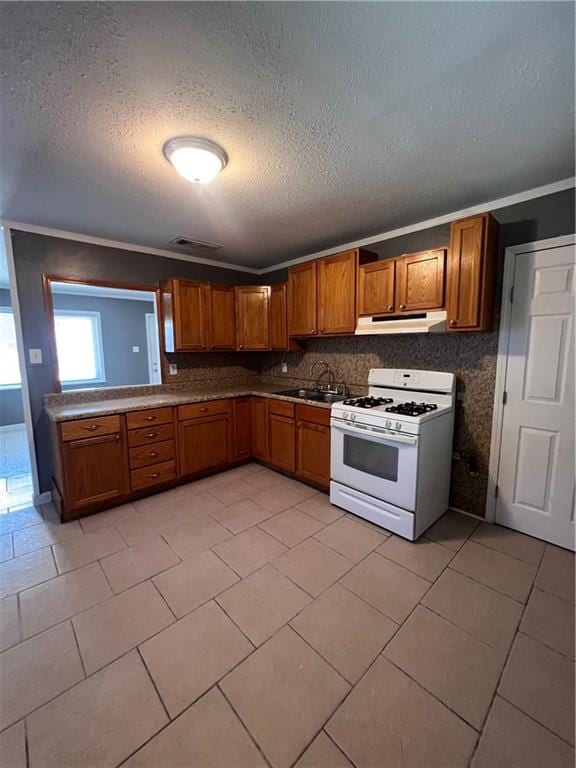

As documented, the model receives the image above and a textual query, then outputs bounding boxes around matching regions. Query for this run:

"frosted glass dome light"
[163,137,228,184]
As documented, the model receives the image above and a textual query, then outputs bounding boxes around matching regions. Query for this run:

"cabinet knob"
[146,432,157,438]
[449,319,457,327]
[319,328,324,333]
[399,304,406,310]
[149,472,160,478]
[148,452,158,458]
[387,305,393,311]
[311,329,316,334]
[83,424,99,432]
[239,344,244,349]
[144,415,157,422]
[200,408,209,413]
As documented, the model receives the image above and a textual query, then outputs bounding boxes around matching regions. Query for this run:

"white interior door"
[145,313,161,384]
[496,242,575,549]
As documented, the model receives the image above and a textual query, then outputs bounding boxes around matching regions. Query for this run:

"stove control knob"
[351,413,356,422]
[343,412,349,419]
[385,420,392,428]
[395,422,402,430]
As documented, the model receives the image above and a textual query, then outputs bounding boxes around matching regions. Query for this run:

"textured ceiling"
[0,2,574,269]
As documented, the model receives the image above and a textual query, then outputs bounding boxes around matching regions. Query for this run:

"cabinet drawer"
[295,404,331,427]
[178,400,231,421]
[129,440,175,470]
[61,415,121,442]
[127,423,174,447]
[130,460,176,491]
[126,407,173,430]
[267,399,295,418]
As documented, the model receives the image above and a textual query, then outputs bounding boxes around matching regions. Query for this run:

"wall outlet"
[169,363,178,375]
[29,348,43,365]
[132,346,140,353]
[281,362,288,373]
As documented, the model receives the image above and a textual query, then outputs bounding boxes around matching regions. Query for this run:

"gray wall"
[51,293,155,390]
[0,287,25,426]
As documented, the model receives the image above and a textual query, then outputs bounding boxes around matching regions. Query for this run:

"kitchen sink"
[275,389,346,404]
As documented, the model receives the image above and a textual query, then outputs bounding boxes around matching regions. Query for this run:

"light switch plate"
[29,348,43,365]
[169,363,178,375]
[132,346,140,353]
[281,362,288,373]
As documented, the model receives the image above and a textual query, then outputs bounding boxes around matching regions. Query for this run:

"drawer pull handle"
[200,408,209,413]
[148,452,158,458]
[83,425,100,432]
[144,415,157,422]
[146,432,157,438]
[149,472,160,478]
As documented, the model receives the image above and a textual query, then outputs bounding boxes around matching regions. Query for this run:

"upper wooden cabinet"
[207,284,236,350]
[235,286,270,350]
[395,249,446,312]
[288,248,377,337]
[270,284,288,350]
[162,278,208,352]
[357,260,396,316]
[447,214,499,332]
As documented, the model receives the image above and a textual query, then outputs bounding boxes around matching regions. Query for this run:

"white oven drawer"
[330,481,416,540]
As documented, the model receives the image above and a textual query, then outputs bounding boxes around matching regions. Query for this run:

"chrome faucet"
[309,360,337,393]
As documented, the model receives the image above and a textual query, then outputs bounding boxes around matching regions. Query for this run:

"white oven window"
[343,434,399,482]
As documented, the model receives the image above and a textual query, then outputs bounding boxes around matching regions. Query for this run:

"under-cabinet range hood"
[355,310,447,336]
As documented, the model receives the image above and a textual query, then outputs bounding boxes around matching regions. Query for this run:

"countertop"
[44,384,335,422]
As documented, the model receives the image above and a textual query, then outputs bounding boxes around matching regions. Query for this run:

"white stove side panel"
[414,412,455,538]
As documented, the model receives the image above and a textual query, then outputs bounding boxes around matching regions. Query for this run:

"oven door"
[331,418,419,511]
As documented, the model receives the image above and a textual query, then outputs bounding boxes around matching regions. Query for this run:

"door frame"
[145,312,162,384]
[485,233,576,522]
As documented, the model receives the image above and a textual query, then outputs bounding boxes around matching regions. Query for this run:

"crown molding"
[257,176,575,274]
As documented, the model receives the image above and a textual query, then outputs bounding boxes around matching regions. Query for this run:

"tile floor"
[0,463,574,768]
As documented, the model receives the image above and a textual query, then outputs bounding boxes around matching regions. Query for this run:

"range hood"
[355,310,447,336]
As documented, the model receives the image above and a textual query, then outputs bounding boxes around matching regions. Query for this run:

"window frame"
[0,305,22,390]
[53,309,107,386]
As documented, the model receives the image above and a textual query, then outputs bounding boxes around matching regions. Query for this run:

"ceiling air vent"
[169,236,222,252]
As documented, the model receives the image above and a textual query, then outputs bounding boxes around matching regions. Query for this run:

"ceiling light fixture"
[163,137,228,184]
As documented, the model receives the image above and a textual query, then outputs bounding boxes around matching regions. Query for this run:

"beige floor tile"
[123,687,267,768]
[208,479,257,505]
[153,549,239,617]
[217,564,311,645]
[326,655,476,768]
[0,721,26,768]
[20,561,113,639]
[384,605,504,728]
[251,487,308,514]
[12,519,83,557]
[244,467,290,490]
[472,696,575,768]
[295,732,353,768]
[0,595,20,652]
[260,507,326,547]
[78,502,141,533]
[521,587,575,659]
[114,508,182,546]
[222,626,350,768]
[0,548,57,598]
[450,540,537,602]
[291,583,397,683]
[426,510,479,551]
[140,600,253,717]
[499,633,575,744]
[27,651,167,768]
[213,527,287,577]
[376,534,454,581]
[210,498,274,534]
[344,513,392,537]
[295,494,345,524]
[274,477,320,498]
[167,491,226,524]
[53,525,126,574]
[422,568,523,652]
[133,487,185,513]
[275,538,354,597]
[471,522,546,566]
[535,545,575,603]
[99,535,180,593]
[340,552,429,623]
[0,506,44,536]
[0,622,84,731]
[161,514,231,559]
[315,517,385,562]
[0,533,13,562]
[73,580,173,674]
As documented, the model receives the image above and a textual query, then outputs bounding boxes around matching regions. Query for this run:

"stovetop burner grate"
[385,401,439,417]
[342,396,393,409]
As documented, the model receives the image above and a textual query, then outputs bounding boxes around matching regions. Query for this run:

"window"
[54,311,106,384]
[0,307,21,388]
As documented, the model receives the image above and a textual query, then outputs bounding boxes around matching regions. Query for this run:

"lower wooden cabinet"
[61,432,128,511]
[267,401,295,473]
[295,405,331,488]
[178,402,231,476]
[232,397,252,460]
[250,397,268,460]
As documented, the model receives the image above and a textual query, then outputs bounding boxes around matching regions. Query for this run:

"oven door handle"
[332,420,418,446]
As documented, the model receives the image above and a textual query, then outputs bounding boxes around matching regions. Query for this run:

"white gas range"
[330,369,456,541]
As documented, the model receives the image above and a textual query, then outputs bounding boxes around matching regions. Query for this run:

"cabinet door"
[296,420,330,488]
[357,260,395,316]
[447,214,498,331]
[62,433,127,510]
[250,397,268,460]
[395,249,446,312]
[317,250,357,334]
[288,262,317,336]
[172,279,208,351]
[267,412,295,472]
[235,286,270,350]
[270,284,288,350]
[208,285,235,350]
[178,414,230,475]
[232,397,252,460]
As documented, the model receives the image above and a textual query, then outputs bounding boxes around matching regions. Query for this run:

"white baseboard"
[33,491,52,506]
